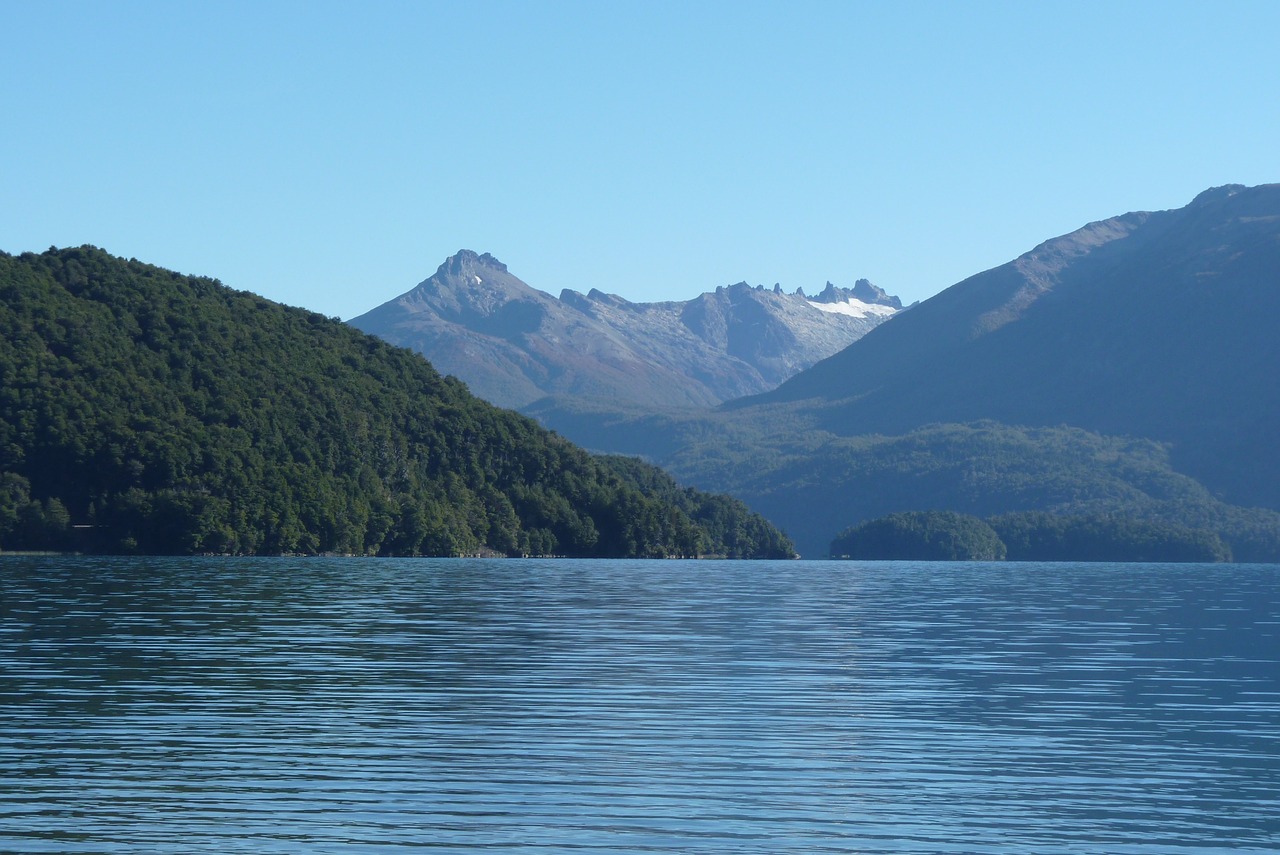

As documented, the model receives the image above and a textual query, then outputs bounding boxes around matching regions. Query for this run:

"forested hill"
[0,246,793,558]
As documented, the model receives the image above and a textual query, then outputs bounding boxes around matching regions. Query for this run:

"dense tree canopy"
[830,509,1232,563]
[830,511,1007,561]
[987,512,1230,563]
[618,414,1280,561]
[0,246,793,558]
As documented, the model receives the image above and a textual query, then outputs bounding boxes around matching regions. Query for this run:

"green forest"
[830,511,1007,561]
[572,406,1280,561]
[831,510,1233,562]
[0,246,794,558]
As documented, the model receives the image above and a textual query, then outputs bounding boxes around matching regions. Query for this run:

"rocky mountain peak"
[352,252,904,411]
[851,278,903,309]
[812,282,843,303]
[713,282,753,296]
[439,249,509,277]
[811,279,902,310]
[586,288,630,308]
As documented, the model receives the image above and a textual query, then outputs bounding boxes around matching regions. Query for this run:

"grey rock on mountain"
[349,250,900,409]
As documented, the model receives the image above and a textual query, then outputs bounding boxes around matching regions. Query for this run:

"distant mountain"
[743,183,1280,510]
[349,250,901,410]
[0,246,793,558]
[530,185,1280,558]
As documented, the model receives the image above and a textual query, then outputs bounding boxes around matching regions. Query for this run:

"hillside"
[0,246,793,558]
[743,183,1280,510]
[349,250,900,410]
[532,403,1280,560]
[530,185,1280,559]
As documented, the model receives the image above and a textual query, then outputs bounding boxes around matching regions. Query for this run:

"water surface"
[2,557,1277,852]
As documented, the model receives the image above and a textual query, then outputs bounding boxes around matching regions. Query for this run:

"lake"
[1,556,1277,853]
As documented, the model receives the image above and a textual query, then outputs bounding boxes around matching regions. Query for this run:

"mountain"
[0,246,793,558]
[528,185,1280,559]
[742,183,1280,511]
[349,250,901,410]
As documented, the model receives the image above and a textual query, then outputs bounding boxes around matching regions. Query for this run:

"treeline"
[600,455,795,559]
[830,510,1232,562]
[0,246,793,558]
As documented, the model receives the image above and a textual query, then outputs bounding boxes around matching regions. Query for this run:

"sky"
[3,0,1278,320]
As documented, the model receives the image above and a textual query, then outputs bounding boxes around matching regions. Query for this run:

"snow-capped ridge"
[352,254,905,410]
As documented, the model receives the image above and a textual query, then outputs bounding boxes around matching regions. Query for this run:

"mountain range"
[8,185,1275,561]
[512,184,1280,558]
[349,250,901,410]
[744,183,1280,510]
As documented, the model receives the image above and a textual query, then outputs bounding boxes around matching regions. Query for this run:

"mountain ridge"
[349,251,902,410]
[528,184,1280,557]
[735,183,1280,512]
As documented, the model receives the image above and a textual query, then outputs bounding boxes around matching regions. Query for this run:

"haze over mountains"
[507,184,1280,558]
[350,250,901,410]
[743,183,1280,509]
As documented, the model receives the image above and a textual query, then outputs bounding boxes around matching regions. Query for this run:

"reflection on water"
[1,557,1278,852]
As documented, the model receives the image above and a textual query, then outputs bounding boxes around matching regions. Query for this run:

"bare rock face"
[349,251,901,410]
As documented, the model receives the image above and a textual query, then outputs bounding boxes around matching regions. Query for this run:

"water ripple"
[1,556,1277,852]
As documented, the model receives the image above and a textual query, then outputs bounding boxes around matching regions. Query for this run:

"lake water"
[1,557,1277,853]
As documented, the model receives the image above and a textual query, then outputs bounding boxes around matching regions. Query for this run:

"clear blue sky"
[3,0,1277,319]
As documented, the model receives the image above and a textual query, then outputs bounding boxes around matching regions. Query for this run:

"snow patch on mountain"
[350,250,905,410]
[808,298,899,319]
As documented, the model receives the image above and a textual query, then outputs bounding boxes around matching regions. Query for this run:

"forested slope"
[0,246,793,558]
[540,404,1280,560]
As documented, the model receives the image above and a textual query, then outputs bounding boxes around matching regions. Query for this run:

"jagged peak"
[586,287,631,308]
[851,278,902,309]
[558,288,590,310]
[437,249,509,277]
[807,279,902,309]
